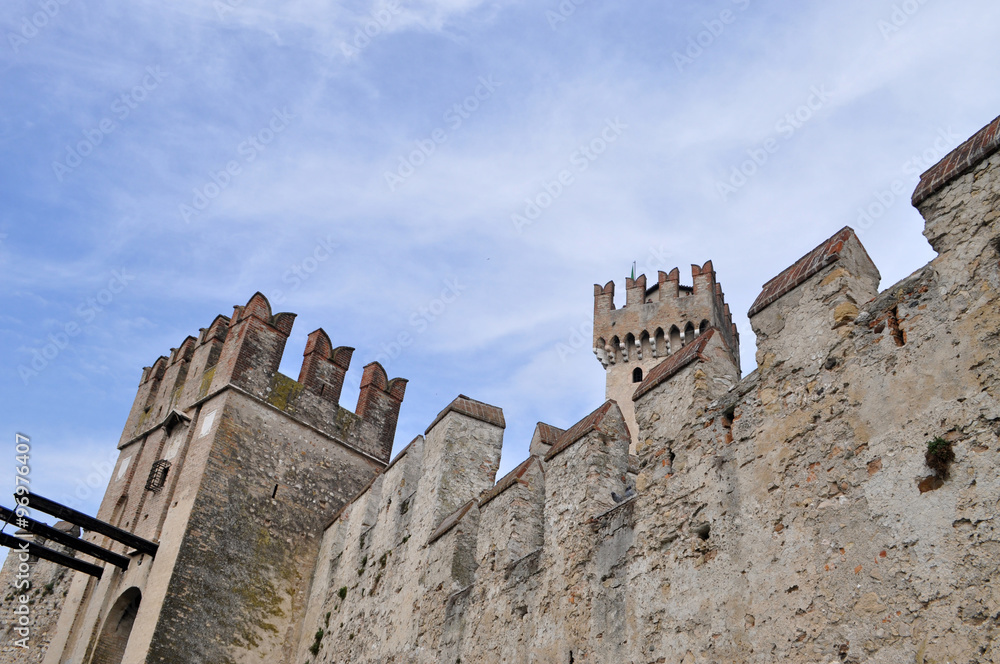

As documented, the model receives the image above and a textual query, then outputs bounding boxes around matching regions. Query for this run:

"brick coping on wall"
[913,114,1000,207]
[747,227,863,319]
[425,394,506,434]
[632,329,716,401]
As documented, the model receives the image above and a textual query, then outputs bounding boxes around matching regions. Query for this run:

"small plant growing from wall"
[925,437,955,479]
[309,628,324,656]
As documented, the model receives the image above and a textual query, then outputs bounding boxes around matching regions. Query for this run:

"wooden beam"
[0,506,129,569]
[0,532,103,578]
[20,493,158,557]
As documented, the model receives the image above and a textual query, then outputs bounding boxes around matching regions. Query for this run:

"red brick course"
[479,457,538,508]
[913,114,1000,207]
[425,394,506,434]
[534,423,563,446]
[747,227,862,318]
[632,328,716,401]
[545,400,621,461]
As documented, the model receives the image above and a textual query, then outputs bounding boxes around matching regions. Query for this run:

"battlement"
[593,262,739,369]
[593,261,740,449]
[122,291,407,464]
[296,395,630,662]
[912,113,1000,207]
[36,114,1000,664]
[286,114,1000,664]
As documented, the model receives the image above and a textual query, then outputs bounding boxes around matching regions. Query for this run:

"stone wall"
[293,115,1000,663]
[0,525,79,664]
[7,114,999,664]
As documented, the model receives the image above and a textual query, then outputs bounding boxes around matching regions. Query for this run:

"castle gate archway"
[90,587,141,664]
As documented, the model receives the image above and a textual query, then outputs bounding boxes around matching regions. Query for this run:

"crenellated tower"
[42,292,407,664]
[593,261,740,448]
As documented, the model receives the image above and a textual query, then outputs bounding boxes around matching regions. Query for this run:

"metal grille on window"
[145,460,170,493]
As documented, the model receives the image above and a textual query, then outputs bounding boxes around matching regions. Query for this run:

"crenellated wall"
[297,395,634,664]
[291,114,1000,664]
[16,114,1000,664]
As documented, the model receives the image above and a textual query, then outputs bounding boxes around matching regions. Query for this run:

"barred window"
[145,460,170,492]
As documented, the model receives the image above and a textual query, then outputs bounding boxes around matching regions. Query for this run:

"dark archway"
[632,367,643,383]
[90,588,141,664]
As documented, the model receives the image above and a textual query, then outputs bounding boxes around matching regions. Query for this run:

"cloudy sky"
[2,0,999,519]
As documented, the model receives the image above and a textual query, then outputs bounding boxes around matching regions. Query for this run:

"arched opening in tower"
[90,588,141,664]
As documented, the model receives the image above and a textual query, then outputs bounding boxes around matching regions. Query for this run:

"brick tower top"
[593,262,740,447]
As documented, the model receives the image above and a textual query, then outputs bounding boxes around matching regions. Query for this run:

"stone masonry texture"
[3,113,1000,664]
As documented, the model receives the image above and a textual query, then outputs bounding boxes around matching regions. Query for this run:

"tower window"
[632,367,643,383]
[145,460,170,493]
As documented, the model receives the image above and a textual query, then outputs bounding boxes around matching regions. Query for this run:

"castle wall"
[291,397,506,663]
[293,117,1000,663]
[12,115,1000,664]
[143,389,382,664]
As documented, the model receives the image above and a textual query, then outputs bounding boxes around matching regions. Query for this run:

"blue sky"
[2,0,1000,520]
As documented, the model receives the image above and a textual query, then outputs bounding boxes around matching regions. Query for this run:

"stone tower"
[592,262,740,448]
[39,292,406,664]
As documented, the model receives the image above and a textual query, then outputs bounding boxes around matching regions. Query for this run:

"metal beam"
[0,532,103,578]
[19,493,158,557]
[0,506,129,569]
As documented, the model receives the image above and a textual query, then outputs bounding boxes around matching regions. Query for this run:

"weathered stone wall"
[11,114,999,664]
[293,116,1000,663]
[144,389,383,663]
[0,525,78,664]
[293,396,505,664]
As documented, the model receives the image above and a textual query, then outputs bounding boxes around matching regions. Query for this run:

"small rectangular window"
[145,460,170,492]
